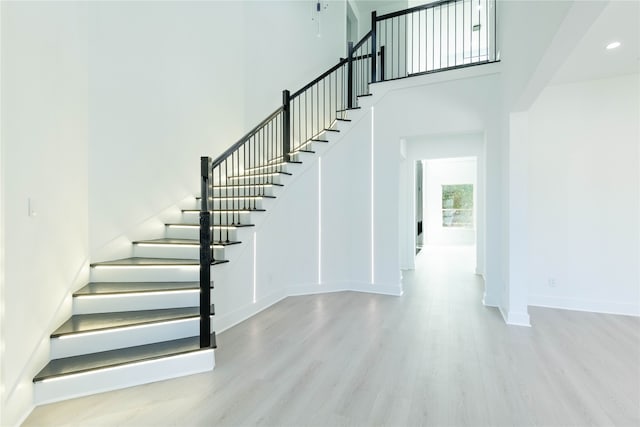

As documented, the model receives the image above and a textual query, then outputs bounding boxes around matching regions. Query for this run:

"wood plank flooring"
[23,245,640,426]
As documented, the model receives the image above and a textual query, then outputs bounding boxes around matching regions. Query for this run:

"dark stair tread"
[52,306,215,337]
[165,223,254,229]
[336,118,352,122]
[183,208,266,213]
[310,139,329,143]
[228,171,292,178]
[90,257,228,267]
[74,281,208,296]
[324,128,340,132]
[210,183,283,189]
[291,149,315,154]
[357,93,373,97]
[211,195,276,199]
[34,333,216,382]
[255,160,302,166]
[133,238,241,247]
[337,107,362,112]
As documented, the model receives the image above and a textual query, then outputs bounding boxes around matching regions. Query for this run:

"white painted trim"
[288,281,403,297]
[482,287,500,307]
[499,306,531,327]
[529,295,640,317]
[1,259,89,427]
[34,349,214,405]
[214,289,288,334]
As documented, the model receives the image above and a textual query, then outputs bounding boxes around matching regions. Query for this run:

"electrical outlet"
[548,278,556,287]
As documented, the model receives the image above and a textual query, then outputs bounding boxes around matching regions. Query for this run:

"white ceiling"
[551,0,640,84]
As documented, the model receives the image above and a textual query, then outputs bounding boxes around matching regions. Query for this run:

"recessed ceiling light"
[606,41,621,50]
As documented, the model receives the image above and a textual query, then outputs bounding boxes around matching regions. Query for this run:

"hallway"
[24,246,640,426]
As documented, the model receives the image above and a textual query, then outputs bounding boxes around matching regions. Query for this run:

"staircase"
[32,119,354,404]
[32,0,498,405]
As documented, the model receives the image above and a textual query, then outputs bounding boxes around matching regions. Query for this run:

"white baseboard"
[214,282,403,335]
[3,380,35,427]
[499,306,531,327]
[482,291,499,307]
[2,259,89,427]
[214,289,288,334]
[529,294,640,317]
[288,281,403,297]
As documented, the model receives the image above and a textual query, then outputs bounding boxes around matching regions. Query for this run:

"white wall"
[526,73,640,316]
[353,0,408,39]
[424,158,477,245]
[243,1,347,126]
[88,1,348,262]
[87,1,247,261]
[1,3,90,426]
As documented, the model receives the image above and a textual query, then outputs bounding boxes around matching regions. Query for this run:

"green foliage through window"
[442,184,473,228]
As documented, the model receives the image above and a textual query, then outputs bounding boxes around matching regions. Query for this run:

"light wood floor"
[24,246,640,426]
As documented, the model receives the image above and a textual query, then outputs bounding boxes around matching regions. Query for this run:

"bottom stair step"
[35,333,216,382]
[34,334,215,404]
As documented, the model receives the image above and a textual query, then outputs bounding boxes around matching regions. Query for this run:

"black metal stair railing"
[198,0,498,348]
[376,0,497,80]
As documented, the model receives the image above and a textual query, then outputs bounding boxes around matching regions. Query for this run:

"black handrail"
[377,0,456,20]
[198,0,499,348]
[291,59,347,99]
[212,106,284,169]
[352,30,372,51]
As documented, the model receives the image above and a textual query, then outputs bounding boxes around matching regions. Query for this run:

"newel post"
[371,11,377,83]
[282,89,291,162]
[347,41,354,109]
[199,156,212,348]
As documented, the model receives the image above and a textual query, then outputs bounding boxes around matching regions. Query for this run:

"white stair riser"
[231,164,294,176]
[165,226,240,242]
[73,290,204,314]
[133,244,225,260]
[90,264,200,282]
[50,317,212,358]
[35,349,214,405]
[182,211,254,225]
[211,187,275,197]
[207,198,264,210]
[288,152,312,161]
[224,174,286,186]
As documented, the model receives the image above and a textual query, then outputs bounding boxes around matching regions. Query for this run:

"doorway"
[415,160,424,254]
[399,133,485,277]
[421,157,477,248]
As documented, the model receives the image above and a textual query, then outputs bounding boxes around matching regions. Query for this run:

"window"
[442,184,473,228]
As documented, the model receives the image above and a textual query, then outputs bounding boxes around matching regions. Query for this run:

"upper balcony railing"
[374,0,497,81]
[198,0,498,348]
